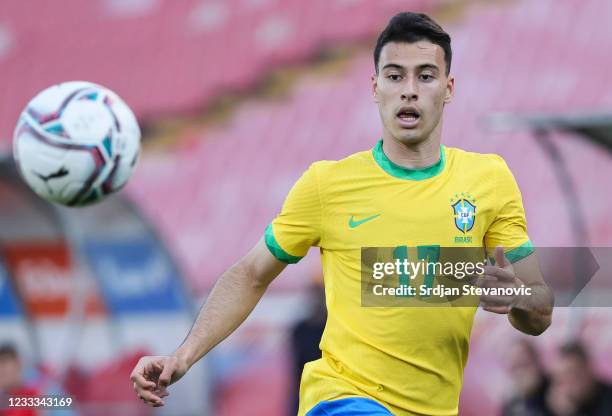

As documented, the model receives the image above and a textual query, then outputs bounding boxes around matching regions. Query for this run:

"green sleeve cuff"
[489,240,535,264]
[506,240,535,263]
[264,224,303,264]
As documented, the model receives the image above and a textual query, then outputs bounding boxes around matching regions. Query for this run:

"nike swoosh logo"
[348,214,381,228]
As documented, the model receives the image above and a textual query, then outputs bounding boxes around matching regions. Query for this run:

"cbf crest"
[451,193,476,233]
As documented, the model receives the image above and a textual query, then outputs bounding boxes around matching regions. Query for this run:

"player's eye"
[419,74,435,82]
[387,74,402,81]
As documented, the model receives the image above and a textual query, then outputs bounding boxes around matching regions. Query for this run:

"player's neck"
[381,132,442,170]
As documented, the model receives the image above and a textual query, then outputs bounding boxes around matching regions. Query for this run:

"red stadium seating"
[0,0,432,148]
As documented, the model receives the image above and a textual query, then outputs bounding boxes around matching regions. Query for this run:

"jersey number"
[392,245,441,297]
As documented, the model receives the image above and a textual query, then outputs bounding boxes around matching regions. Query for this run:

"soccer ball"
[13,81,141,206]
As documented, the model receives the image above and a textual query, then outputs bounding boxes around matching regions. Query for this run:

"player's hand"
[130,355,189,407]
[476,246,521,314]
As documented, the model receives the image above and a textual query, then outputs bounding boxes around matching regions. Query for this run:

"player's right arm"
[131,162,323,407]
[130,239,287,407]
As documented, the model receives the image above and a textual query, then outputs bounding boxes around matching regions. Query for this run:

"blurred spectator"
[0,343,39,416]
[546,341,612,416]
[502,339,550,416]
[288,282,326,416]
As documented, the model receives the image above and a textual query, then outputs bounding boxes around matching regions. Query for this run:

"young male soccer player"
[131,12,553,415]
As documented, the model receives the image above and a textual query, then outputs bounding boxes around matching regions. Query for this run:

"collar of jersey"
[372,139,446,181]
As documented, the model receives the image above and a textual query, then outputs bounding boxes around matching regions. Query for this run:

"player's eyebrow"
[416,63,440,73]
[381,63,440,72]
[381,63,404,71]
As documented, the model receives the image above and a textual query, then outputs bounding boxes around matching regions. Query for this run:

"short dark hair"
[374,12,452,75]
[0,343,18,360]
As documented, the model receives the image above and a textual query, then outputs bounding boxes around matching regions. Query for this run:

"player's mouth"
[396,107,420,128]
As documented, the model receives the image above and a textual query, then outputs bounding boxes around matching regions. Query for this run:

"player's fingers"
[477,277,517,290]
[142,359,166,384]
[134,377,156,390]
[484,265,515,282]
[468,274,483,286]
[494,246,508,268]
[474,276,516,293]
[158,357,176,388]
[152,400,166,408]
[155,388,170,398]
[474,276,489,288]
[137,387,163,406]
[133,381,155,393]
[152,360,164,372]
[144,359,163,374]
[480,294,513,306]
[483,304,511,314]
[131,365,157,390]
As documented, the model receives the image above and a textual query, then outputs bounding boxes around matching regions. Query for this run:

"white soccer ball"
[13,81,141,206]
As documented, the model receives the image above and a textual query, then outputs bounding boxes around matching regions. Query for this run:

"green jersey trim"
[372,139,446,181]
[264,224,303,264]
[489,240,535,264]
[505,239,535,264]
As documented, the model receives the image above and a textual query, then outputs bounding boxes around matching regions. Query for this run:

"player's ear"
[443,76,454,104]
[371,74,379,102]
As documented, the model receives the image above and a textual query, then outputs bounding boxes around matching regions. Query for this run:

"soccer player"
[131,12,553,415]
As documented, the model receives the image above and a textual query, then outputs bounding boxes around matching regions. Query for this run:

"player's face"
[372,41,454,145]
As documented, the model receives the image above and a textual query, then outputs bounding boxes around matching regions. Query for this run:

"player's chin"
[394,130,427,145]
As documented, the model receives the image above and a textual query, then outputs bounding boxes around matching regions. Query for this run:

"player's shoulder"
[446,146,512,174]
[307,148,373,178]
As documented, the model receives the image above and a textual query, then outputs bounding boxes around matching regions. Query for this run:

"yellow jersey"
[265,140,533,415]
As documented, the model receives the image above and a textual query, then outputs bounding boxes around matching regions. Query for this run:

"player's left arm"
[480,156,553,335]
[479,246,553,336]
[508,249,554,335]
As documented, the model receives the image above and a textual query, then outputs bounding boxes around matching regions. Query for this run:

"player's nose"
[400,76,418,101]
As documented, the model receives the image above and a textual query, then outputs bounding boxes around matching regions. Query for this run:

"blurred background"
[1,0,612,415]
